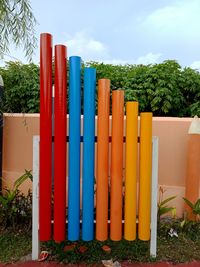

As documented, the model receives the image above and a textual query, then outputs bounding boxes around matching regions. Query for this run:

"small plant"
[157,187,176,225]
[0,170,32,230]
[183,197,200,221]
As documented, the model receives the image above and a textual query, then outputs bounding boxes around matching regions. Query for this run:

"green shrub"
[157,187,176,226]
[1,60,200,116]
[88,60,200,116]
[0,61,40,113]
[0,170,32,230]
[183,197,200,221]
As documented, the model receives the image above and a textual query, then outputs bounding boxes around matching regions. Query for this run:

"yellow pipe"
[138,112,152,241]
[124,102,138,241]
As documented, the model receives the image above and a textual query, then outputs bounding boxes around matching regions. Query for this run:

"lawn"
[0,229,31,263]
[0,220,200,264]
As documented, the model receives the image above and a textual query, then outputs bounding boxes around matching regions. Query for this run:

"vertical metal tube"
[150,136,159,258]
[138,112,152,241]
[96,79,110,241]
[110,90,124,241]
[82,68,96,241]
[68,56,81,241]
[54,45,67,242]
[39,33,52,241]
[124,101,138,241]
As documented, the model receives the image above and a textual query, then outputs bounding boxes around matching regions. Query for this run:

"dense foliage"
[0,61,40,113]
[87,60,200,116]
[1,60,200,116]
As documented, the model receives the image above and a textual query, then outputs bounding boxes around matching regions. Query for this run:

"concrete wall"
[2,113,198,216]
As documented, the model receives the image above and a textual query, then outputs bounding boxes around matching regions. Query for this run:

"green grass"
[44,239,151,264]
[156,220,200,263]
[0,221,200,264]
[0,230,31,263]
[44,232,200,265]
[45,221,200,264]
[157,233,200,263]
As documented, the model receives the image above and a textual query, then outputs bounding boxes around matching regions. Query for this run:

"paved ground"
[1,262,200,267]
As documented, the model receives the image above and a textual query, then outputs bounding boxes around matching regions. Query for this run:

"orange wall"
[2,114,198,216]
[3,114,39,193]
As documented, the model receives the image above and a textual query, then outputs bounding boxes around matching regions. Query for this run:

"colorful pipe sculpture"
[39,33,153,243]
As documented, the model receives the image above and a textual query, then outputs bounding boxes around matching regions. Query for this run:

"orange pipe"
[124,102,138,241]
[185,134,200,220]
[138,112,152,241]
[96,79,110,241]
[110,90,124,241]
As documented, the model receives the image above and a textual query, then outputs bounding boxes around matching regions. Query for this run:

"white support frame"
[150,136,159,258]
[32,136,40,260]
[31,135,159,260]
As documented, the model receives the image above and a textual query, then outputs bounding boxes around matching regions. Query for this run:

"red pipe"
[54,45,67,241]
[39,33,52,241]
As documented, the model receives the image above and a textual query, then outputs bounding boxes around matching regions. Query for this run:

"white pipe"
[32,136,40,260]
[150,136,159,258]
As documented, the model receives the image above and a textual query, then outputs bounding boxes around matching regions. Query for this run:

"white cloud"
[66,30,161,65]
[66,31,109,61]
[135,52,162,65]
[66,31,162,65]
[190,61,200,70]
[145,0,200,37]
[100,52,162,65]
[102,59,130,65]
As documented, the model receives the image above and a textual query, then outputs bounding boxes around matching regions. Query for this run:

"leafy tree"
[1,60,200,117]
[88,60,200,116]
[0,0,37,60]
[0,61,39,113]
[180,67,200,116]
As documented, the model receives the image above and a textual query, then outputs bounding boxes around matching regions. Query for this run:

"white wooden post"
[150,136,159,258]
[32,136,40,260]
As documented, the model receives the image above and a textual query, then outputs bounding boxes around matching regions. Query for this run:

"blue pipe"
[68,56,81,241]
[82,68,96,241]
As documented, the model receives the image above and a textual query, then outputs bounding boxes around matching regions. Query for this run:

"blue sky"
[2,0,200,69]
